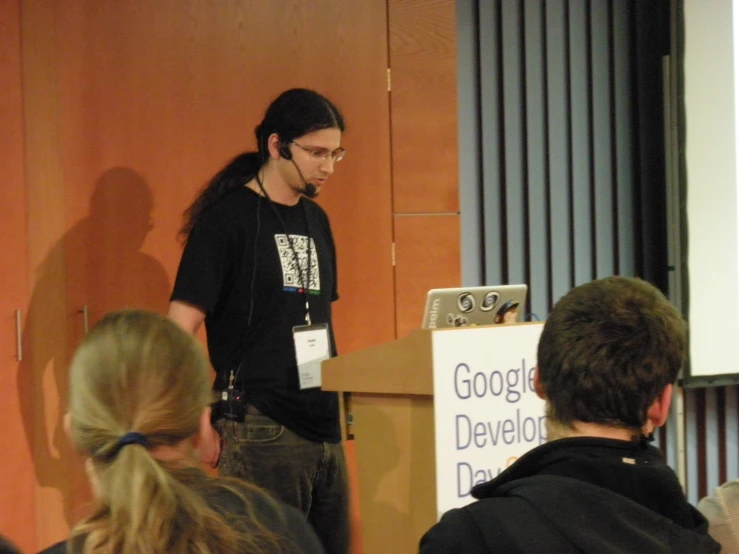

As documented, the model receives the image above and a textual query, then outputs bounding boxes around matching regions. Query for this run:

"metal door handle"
[79,305,89,334]
[15,309,22,362]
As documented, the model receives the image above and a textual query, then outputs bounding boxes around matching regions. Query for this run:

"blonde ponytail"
[66,311,289,553]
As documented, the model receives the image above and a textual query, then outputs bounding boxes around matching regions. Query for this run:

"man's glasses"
[291,141,346,163]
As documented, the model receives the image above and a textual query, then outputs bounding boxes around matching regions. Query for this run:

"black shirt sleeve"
[171,210,234,315]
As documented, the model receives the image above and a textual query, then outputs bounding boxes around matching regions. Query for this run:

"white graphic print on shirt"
[275,234,320,292]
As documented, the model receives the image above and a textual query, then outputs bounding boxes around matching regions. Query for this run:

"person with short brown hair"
[420,276,720,554]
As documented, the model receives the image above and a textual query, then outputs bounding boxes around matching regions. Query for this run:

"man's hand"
[199,422,221,469]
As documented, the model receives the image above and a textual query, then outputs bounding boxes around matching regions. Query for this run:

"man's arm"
[168,300,206,334]
[167,300,220,468]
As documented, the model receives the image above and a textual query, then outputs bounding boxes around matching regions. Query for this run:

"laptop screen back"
[421,285,528,329]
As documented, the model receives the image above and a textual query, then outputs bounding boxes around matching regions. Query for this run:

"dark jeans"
[217,414,350,554]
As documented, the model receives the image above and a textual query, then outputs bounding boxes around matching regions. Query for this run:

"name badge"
[293,324,330,389]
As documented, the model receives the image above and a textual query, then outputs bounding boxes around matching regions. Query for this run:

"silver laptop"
[421,285,528,329]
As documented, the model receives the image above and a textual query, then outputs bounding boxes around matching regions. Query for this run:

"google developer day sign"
[431,323,546,516]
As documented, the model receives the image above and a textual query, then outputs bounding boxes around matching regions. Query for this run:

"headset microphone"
[279,143,318,198]
[278,145,293,160]
[292,160,318,198]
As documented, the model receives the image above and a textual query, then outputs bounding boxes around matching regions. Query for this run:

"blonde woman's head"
[67,310,217,552]
[66,310,287,553]
[68,309,211,468]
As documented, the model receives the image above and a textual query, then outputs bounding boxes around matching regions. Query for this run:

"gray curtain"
[458,0,670,320]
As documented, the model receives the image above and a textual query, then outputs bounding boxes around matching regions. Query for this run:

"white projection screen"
[684,0,739,382]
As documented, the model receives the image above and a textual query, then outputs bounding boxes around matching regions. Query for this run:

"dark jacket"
[37,470,325,554]
[420,437,720,554]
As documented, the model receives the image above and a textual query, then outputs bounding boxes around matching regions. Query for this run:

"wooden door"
[389,0,460,338]
[51,0,394,355]
[0,1,35,550]
[20,1,393,549]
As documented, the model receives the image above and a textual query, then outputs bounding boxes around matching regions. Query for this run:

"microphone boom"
[290,159,318,199]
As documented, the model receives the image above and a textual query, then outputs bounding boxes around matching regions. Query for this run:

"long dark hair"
[180,88,345,241]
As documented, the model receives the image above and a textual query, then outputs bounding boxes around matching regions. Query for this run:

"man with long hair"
[169,89,349,554]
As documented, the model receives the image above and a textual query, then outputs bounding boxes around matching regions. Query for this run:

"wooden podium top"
[322,328,434,395]
[321,322,544,396]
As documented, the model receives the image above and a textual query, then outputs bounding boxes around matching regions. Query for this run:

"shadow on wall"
[17,167,171,537]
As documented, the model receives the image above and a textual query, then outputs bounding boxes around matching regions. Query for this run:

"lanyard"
[255,174,312,325]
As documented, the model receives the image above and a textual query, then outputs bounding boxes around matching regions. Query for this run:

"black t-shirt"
[171,187,340,442]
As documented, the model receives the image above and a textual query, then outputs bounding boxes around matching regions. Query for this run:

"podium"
[322,323,545,554]
[322,329,437,554]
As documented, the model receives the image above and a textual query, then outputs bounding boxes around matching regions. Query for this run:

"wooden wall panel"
[17,1,393,549]
[10,0,464,548]
[352,395,436,553]
[0,1,35,551]
[53,0,393,356]
[389,0,459,213]
[394,215,461,338]
[389,0,460,344]
[20,0,90,547]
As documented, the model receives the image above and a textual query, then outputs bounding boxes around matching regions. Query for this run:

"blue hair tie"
[107,432,147,460]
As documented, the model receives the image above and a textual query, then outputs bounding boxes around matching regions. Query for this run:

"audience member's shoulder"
[202,478,325,553]
[36,540,66,554]
[0,535,22,554]
[203,477,280,520]
[698,479,739,552]
[279,503,326,554]
[419,507,490,554]
[231,486,325,553]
